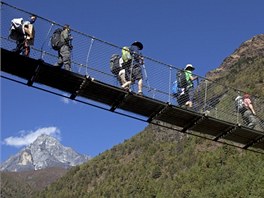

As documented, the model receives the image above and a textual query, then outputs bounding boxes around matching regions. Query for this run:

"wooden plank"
[79,80,127,106]
[1,48,39,80]
[155,106,202,128]
[35,63,85,94]
[222,127,262,145]
[118,94,166,118]
[192,117,234,137]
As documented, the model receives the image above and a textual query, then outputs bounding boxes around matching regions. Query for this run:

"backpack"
[9,18,24,41]
[50,28,64,50]
[176,70,187,88]
[172,81,185,97]
[110,54,121,75]
[122,46,132,63]
[235,95,246,113]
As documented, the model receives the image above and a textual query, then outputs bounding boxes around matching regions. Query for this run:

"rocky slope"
[206,34,264,81]
[0,134,90,172]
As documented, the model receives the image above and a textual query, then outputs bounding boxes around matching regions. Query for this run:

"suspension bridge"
[1,2,264,153]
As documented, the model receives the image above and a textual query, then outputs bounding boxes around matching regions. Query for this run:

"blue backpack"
[171,81,185,97]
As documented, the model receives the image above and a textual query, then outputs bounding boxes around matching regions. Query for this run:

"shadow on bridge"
[1,48,264,152]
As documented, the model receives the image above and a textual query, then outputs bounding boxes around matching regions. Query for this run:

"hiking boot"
[122,87,130,91]
[248,123,255,129]
[137,91,143,96]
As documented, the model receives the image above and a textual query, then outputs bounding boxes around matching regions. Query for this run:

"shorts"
[126,65,142,81]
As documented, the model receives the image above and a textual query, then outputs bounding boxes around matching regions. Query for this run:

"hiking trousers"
[56,45,71,71]
[243,110,257,128]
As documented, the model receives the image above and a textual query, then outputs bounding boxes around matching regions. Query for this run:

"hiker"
[176,64,197,107]
[242,93,257,129]
[54,24,73,71]
[10,14,37,56]
[121,41,144,95]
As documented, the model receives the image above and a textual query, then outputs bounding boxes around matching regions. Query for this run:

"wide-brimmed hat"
[131,41,143,50]
[185,64,195,71]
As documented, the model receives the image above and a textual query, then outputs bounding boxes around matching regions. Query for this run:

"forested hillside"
[37,125,264,197]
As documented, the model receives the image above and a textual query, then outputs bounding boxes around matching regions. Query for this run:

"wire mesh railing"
[1,2,264,132]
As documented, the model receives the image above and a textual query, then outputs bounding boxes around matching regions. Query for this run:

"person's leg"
[54,50,63,68]
[15,39,25,54]
[248,114,257,129]
[138,78,143,94]
[23,40,30,57]
[243,110,251,127]
[185,88,194,108]
[133,66,143,94]
[62,47,71,71]
[178,93,188,107]
[58,46,71,70]
[119,69,131,89]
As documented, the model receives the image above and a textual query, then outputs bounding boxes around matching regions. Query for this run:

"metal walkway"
[1,48,264,151]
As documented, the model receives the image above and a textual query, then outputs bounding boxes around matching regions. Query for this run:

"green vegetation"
[36,126,264,198]
[214,57,264,97]
[1,172,33,198]
[0,168,67,198]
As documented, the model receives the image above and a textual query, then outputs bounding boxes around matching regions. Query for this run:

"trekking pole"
[203,79,208,112]
[168,66,172,104]
[194,77,200,112]
[130,57,134,82]
[142,64,151,92]
[85,38,94,76]
[40,23,54,59]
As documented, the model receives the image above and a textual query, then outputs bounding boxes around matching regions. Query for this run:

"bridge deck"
[1,48,263,151]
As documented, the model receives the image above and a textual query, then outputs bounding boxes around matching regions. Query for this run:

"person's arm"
[248,103,256,115]
[190,75,197,81]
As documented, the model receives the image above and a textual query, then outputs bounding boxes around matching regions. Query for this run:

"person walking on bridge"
[121,41,144,95]
[242,93,257,129]
[184,64,197,108]
[11,14,37,57]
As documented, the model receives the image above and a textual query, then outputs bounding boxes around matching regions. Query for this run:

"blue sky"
[1,0,264,163]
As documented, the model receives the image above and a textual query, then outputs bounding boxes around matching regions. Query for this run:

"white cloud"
[61,93,77,104]
[2,127,61,148]
[61,97,70,104]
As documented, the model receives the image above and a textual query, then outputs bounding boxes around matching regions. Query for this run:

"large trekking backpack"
[235,95,246,113]
[171,80,185,97]
[110,54,121,75]
[50,28,64,50]
[176,70,187,88]
[9,18,24,41]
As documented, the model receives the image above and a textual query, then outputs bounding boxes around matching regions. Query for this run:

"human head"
[63,24,70,31]
[131,41,143,50]
[243,93,250,99]
[30,14,37,24]
[185,64,195,71]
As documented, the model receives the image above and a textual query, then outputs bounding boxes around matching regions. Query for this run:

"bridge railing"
[1,2,264,131]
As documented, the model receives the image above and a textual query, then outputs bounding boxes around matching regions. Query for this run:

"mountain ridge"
[0,134,91,172]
